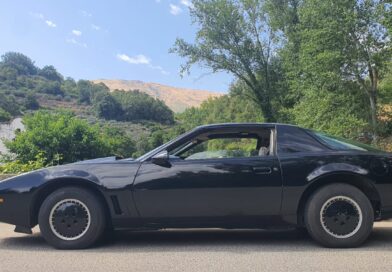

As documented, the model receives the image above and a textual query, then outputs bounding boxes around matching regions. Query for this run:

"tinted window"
[311,131,380,152]
[277,126,326,153]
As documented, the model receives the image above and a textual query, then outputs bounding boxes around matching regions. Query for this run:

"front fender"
[0,168,103,228]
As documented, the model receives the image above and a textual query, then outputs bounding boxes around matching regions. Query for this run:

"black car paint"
[0,123,391,232]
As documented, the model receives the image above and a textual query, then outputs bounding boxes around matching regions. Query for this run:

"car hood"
[0,156,136,182]
[70,156,133,165]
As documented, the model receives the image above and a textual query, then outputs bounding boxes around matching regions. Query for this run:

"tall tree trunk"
[251,84,275,123]
[369,92,378,141]
[369,66,379,142]
[261,91,275,122]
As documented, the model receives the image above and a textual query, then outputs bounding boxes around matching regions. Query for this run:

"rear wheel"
[304,183,374,248]
[38,187,106,249]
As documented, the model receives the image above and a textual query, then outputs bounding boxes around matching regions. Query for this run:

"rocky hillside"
[92,79,223,112]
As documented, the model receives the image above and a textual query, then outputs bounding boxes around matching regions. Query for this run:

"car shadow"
[1,225,392,252]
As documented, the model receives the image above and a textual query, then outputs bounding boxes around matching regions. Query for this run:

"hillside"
[92,79,223,112]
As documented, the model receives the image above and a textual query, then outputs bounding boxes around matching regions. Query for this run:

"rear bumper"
[380,206,392,220]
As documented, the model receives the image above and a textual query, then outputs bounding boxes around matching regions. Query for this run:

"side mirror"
[151,150,170,167]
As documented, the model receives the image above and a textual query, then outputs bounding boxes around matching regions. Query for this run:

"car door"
[132,127,283,226]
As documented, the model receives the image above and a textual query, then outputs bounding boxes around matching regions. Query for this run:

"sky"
[0,0,233,92]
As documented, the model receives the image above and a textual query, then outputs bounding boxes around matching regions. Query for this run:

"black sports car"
[0,123,391,249]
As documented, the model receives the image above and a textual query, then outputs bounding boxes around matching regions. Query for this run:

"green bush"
[0,108,11,122]
[0,153,46,174]
[5,110,136,164]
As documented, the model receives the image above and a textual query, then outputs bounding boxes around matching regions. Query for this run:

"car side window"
[177,137,260,160]
[277,126,326,153]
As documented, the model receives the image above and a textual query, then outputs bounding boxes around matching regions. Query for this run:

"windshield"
[311,131,381,152]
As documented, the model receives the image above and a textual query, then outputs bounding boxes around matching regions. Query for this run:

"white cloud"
[80,10,92,17]
[66,38,87,48]
[180,0,194,8]
[117,53,169,75]
[150,64,170,75]
[30,12,44,19]
[72,30,82,36]
[45,20,57,28]
[91,24,101,31]
[155,0,161,2]
[30,12,57,28]
[169,4,182,15]
[117,54,150,64]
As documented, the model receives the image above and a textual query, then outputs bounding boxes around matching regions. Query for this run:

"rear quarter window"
[277,126,326,154]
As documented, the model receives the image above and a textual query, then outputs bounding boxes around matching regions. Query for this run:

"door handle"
[252,166,272,174]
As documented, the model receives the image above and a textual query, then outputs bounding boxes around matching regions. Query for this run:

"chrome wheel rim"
[320,196,362,239]
[49,199,91,241]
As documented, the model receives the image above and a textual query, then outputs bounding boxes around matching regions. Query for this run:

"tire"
[304,183,374,248]
[38,187,106,249]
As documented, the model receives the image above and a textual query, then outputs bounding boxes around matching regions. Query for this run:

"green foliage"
[112,90,174,124]
[93,92,123,120]
[35,80,63,96]
[0,108,11,122]
[1,52,37,76]
[0,153,46,174]
[296,0,390,137]
[61,77,78,98]
[0,92,20,117]
[5,110,136,164]
[24,93,40,110]
[380,62,392,103]
[0,52,175,126]
[173,83,264,137]
[171,0,283,122]
[290,91,368,138]
[99,126,136,158]
[38,65,63,82]
[77,81,109,104]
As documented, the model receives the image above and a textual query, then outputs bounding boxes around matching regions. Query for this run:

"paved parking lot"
[1,222,392,272]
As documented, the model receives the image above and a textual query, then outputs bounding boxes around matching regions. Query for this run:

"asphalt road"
[1,222,392,272]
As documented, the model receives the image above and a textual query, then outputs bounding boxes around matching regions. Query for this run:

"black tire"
[304,183,374,248]
[38,187,106,249]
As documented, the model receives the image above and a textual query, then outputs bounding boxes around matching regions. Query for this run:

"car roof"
[194,123,299,130]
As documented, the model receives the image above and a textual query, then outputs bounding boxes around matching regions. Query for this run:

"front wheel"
[38,187,106,249]
[304,183,374,248]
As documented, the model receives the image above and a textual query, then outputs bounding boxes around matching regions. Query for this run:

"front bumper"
[0,191,33,227]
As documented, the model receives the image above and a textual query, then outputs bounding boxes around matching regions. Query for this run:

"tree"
[112,90,174,124]
[100,126,136,158]
[175,82,264,133]
[93,92,123,120]
[77,80,109,104]
[297,0,391,139]
[384,2,392,34]
[0,108,11,122]
[24,93,40,110]
[171,0,281,122]
[36,80,63,96]
[291,90,368,138]
[0,93,20,116]
[265,0,303,108]
[39,65,63,82]
[0,52,37,75]
[61,77,78,98]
